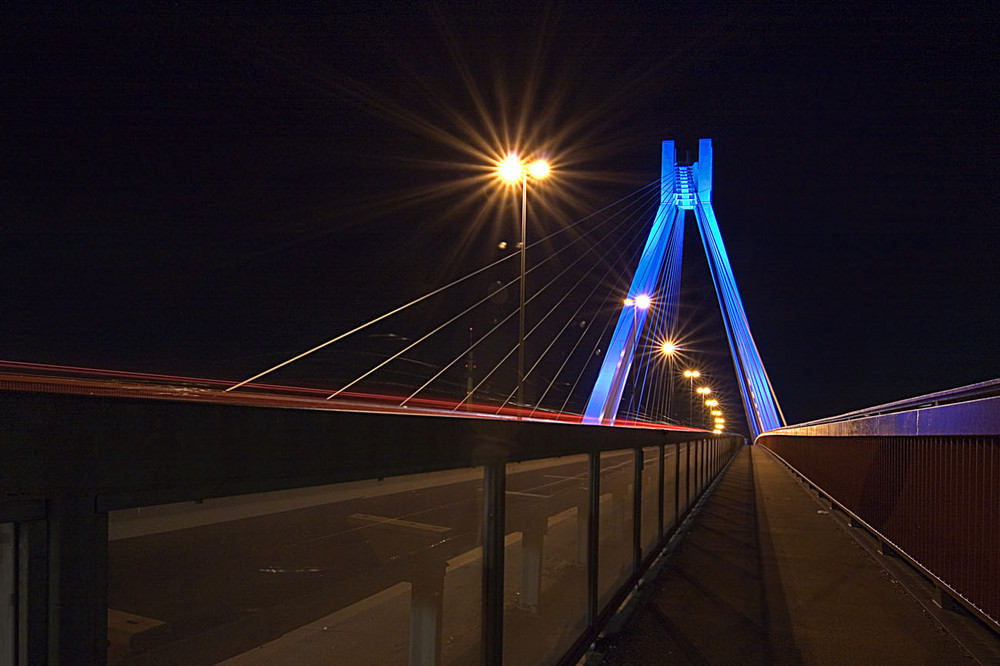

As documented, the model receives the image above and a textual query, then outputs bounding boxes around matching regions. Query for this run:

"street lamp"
[498,153,551,412]
[659,340,677,422]
[683,369,700,426]
[696,386,711,425]
[705,398,719,429]
[624,294,651,416]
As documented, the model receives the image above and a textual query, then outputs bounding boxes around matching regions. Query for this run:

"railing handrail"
[767,377,1000,433]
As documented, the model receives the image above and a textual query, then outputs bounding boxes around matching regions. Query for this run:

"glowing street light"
[659,340,677,422]
[705,398,719,429]
[623,293,652,406]
[683,369,700,427]
[497,153,552,412]
[696,386,712,428]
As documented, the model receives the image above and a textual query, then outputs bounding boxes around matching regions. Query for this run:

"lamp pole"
[683,369,700,427]
[697,387,712,428]
[498,154,550,415]
[518,173,527,411]
[660,341,677,423]
[624,294,651,421]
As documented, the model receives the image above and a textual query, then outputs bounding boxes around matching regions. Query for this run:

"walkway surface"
[598,445,976,665]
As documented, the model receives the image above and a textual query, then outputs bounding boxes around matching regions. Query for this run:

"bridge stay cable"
[528,232,649,418]
[226,179,661,394]
[626,202,685,423]
[490,198,659,413]
[379,177,662,409]
[448,189,659,411]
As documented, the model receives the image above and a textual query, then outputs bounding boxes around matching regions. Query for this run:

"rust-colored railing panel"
[758,433,1000,629]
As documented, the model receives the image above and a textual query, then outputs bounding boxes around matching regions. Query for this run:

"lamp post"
[692,386,712,428]
[683,369,700,426]
[498,154,551,412]
[705,398,719,429]
[711,408,724,433]
[696,386,711,428]
[624,294,651,419]
[659,340,677,422]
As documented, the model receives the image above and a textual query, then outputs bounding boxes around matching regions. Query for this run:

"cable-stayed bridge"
[201,139,779,438]
[2,140,998,665]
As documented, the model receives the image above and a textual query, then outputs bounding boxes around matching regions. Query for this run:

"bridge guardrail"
[757,385,1000,633]
[0,387,742,665]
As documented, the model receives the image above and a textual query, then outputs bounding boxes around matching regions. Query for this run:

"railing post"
[696,441,700,493]
[633,448,642,575]
[481,463,506,666]
[20,519,48,665]
[685,441,691,509]
[674,442,681,531]
[47,496,107,665]
[586,452,600,629]
[657,444,664,539]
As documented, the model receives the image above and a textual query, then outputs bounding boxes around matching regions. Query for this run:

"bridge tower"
[583,139,784,438]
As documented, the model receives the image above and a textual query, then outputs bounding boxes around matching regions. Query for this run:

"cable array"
[230,138,784,436]
[230,178,666,418]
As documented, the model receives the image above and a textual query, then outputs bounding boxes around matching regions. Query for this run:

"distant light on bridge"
[684,369,700,379]
[660,340,677,356]
[634,293,652,310]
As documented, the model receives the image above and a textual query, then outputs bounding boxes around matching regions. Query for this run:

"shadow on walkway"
[598,446,974,665]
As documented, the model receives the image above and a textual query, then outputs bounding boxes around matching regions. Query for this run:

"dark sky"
[3,2,998,426]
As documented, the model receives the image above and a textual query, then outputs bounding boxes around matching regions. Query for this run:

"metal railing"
[0,387,742,665]
[757,381,1000,632]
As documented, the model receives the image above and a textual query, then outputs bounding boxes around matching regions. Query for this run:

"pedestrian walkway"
[596,446,977,665]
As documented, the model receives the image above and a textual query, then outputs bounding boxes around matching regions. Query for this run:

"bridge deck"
[597,446,976,665]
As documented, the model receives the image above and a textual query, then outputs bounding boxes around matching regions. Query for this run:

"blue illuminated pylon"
[583,139,784,439]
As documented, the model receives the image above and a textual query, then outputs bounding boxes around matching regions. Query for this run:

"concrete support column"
[408,559,446,666]
[517,514,547,612]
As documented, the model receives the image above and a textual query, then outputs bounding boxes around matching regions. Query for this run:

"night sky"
[3,3,998,426]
